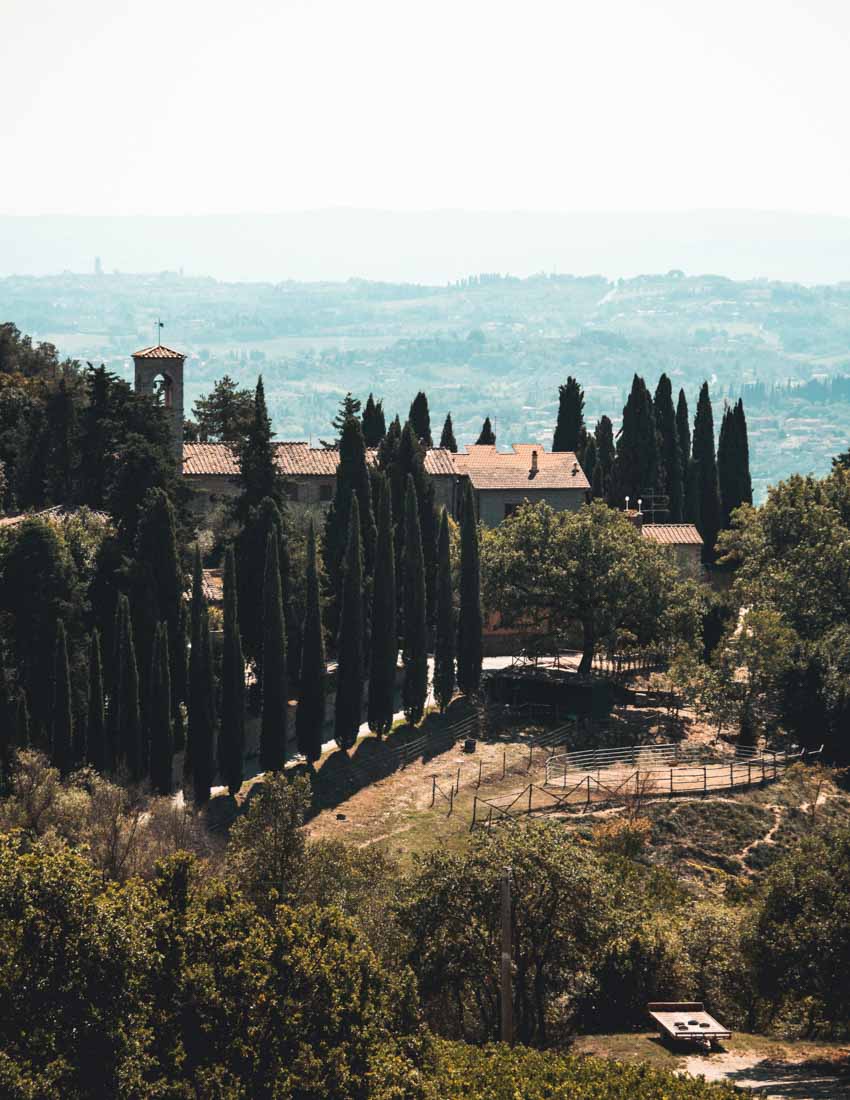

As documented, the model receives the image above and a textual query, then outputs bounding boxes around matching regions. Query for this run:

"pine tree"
[611,374,658,506]
[235,375,283,520]
[148,623,174,795]
[219,545,246,795]
[676,388,691,471]
[361,393,386,446]
[654,373,684,521]
[331,392,362,434]
[594,416,615,500]
[457,479,483,697]
[402,476,428,725]
[476,417,496,445]
[296,522,326,763]
[692,382,722,563]
[368,477,397,737]
[434,509,455,713]
[553,377,586,453]
[117,599,143,781]
[408,391,433,448]
[86,629,106,772]
[187,547,215,803]
[335,496,364,750]
[16,690,30,747]
[260,529,288,771]
[439,412,458,452]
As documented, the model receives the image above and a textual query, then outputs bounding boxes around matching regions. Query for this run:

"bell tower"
[132,343,186,471]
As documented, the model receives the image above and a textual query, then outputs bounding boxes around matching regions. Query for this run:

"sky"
[4,0,850,218]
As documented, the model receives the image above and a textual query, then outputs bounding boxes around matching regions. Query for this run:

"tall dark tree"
[191,376,254,443]
[692,382,722,563]
[408,391,433,448]
[173,600,189,751]
[234,375,283,520]
[718,398,753,529]
[684,458,701,531]
[323,416,376,632]
[187,547,216,804]
[296,522,326,764]
[611,374,658,507]
[367,477,397,737]
[582,436,598,496]
[331,393,361,435]
[148,623,174,795]
[118,598,143,781]
[654,373,684,522]
[457,479,483,697]
[335,496,365,750]
[735,399,753,506]
[553,377,586,454]
[594,416,615,500]
[361,393,386,447]
[676,388,691,471]
[16,690,30,748]
[44,377,77,504]
[402,476,428,725]
[476,417,496,446]
[260,529,288,772]
[219,546,246,796]
[434,509,455,714]
[0,653,12,786]
[86,630,106,773]
[439,412,458,453]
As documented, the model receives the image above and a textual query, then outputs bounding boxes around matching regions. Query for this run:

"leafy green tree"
[439,412,458,452]
[368,476,397,737]
[234,375,284,520]
[335,496,365,750]
[187,547,215,804]
[434,509,455,713]
[483,501,694,674]
[457,479,483,695]
[296,522,326,763]
[148,622,174,794]
[260,529,288,772]
[553,376,586,453]
[475,417,496,445]
[408,391,433,447]
[219,545,246,795]
[361,392,386,446]
[692,382,722,563]
[654,373,684,521]
[611,374,658,506]
[86,629,106,772]
[402,476,428,725]
[191,375,254,442]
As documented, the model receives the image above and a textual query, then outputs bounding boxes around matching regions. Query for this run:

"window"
[286,482,299,503]
[504,502,520,519]
[319,482,333,503]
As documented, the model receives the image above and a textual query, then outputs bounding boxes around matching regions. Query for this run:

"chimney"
[530,449,538,476]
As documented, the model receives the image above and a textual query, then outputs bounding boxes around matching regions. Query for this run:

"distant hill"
[4,209,850,284]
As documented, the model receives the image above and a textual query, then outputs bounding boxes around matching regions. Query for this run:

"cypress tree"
[238,497,293,693]
[440,412,458,452]
[402,476,428,725]
[434,509,455,713]
[361,393,386,447]
[684,457,701,530]
[296,522,326,763]
[368,477,397,737]
[591,462,604,500]
[594,416,615,500]
[408,391,433,448]
[148,623,174,795]
[335,496,365,750]
[718,398,753,530]
[476,417,496,446]
[735,399,753,507]
[582,436,598,493]
[692,382,722,563]
[173,599,189,751]
[118,600,143,781]
[457,479,483,697]
[219,545,246,795]
[187,546,215,803]
[16,690,30,748]
[0,654,13,786]
[234,375,283,520]
[86,629,106,772]
[260,529,287,771]
[654,373,684,522]
[676,388,691,470]
[611,374,659,507]
[553,377,586,453]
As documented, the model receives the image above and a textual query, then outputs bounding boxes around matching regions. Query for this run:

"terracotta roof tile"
[453,444,589,491]
[641,523,703,546]
[182,442,458,479]
[132,345,186,360]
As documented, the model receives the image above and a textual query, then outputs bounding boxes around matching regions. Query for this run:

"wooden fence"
[471,747,820,828]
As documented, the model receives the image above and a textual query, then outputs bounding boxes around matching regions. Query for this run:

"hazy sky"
[3,0,850,217]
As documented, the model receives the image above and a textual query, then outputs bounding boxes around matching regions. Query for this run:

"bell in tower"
[132,342,186,471]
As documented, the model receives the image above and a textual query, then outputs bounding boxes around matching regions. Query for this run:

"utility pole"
[500,866,513,1045]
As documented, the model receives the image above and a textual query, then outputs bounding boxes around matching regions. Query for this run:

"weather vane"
[156,317,164,346]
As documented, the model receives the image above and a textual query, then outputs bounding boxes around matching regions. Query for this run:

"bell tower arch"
[132,343,186,470]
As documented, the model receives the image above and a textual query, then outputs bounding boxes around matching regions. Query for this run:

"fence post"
[449,787,454,815]
[528,742,533,772]
[477,760,482,788]
[761,755,766,783]
[670,767,674,796]
[586,773,591,810]
[748,762,752,787]
[431,776,436,807]
[503,750,506,780]
[772,751,777,780]
[471,795,477,830]
[528,785,533,816]
[456,766,461,795]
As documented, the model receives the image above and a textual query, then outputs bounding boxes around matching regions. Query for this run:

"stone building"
[132,344,185,468]
[452,443,589,527]
[640,522,704,576]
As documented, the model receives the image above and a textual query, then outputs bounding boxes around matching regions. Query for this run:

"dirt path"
[682,1049,850,1098]
[738,804,783,864]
